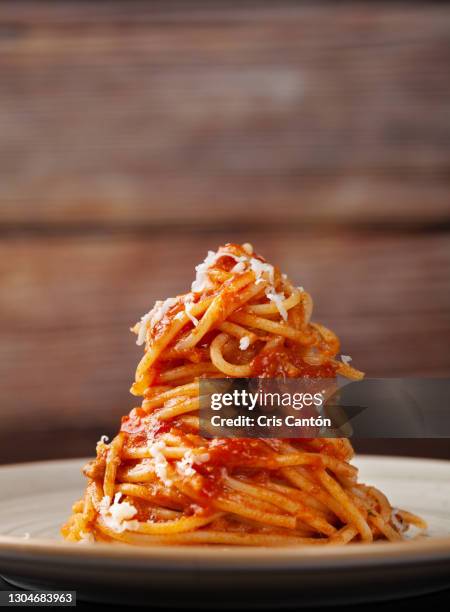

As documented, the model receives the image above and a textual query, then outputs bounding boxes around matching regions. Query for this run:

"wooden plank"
[1,231,449,432]
[0,1,449,224]
[1,176,449,227]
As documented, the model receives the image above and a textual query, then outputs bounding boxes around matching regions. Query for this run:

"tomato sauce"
[205,438,273,467]
[252,346,338,378]
[121,408,172,448]
[121,407,147,434]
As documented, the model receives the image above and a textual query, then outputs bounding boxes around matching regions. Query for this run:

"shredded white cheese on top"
[176,450,196,477]
[239,336,251,351]
[78,531,95,544]
[137,246,282,344]
[176,449,210,477]
[191,250,219,293]
[191,247,275,293]
[149,439,173,487]
[249,258,275,285]
[231,260,247,274]
[265,287,288,321]
[99,494,111,514]
[135,309,155,346]
[341,355,352,365]
[99,493,139,533]
[192,250,243,292]
[184,298,199,327]
[135,297,178,345]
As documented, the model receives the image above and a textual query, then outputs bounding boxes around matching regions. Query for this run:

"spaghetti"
[62,243,426,545]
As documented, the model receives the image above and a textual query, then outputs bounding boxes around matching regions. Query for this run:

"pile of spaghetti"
[62,243,425,546]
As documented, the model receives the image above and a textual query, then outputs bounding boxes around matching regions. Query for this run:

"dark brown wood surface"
[1,1,450,225]
[0,1,449,463]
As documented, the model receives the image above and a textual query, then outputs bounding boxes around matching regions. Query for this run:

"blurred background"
[0,1,449,463]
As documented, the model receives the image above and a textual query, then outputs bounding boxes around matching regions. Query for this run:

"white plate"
[0,456,449,608]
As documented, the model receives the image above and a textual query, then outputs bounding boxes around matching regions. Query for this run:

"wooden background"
[0,1,449,463]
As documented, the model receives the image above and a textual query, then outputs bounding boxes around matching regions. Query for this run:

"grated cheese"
[135,308,155,346]
[191,248,275,292]
[184,298,199,327]
[100,492,139,533]
[149,439,173,487]
[176,449,210,477]
[250,258,274,285]
[265,287,288,321]
[152,297,178,327]
[99,495,111,514]
[239,336,251,351]
[78,531,95,544]
[192,250,219,293]
[135,297,178,345]
[231,260,247,274]
[192,249,242,292]
[176,450,196,477]
[341,355,352,364]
